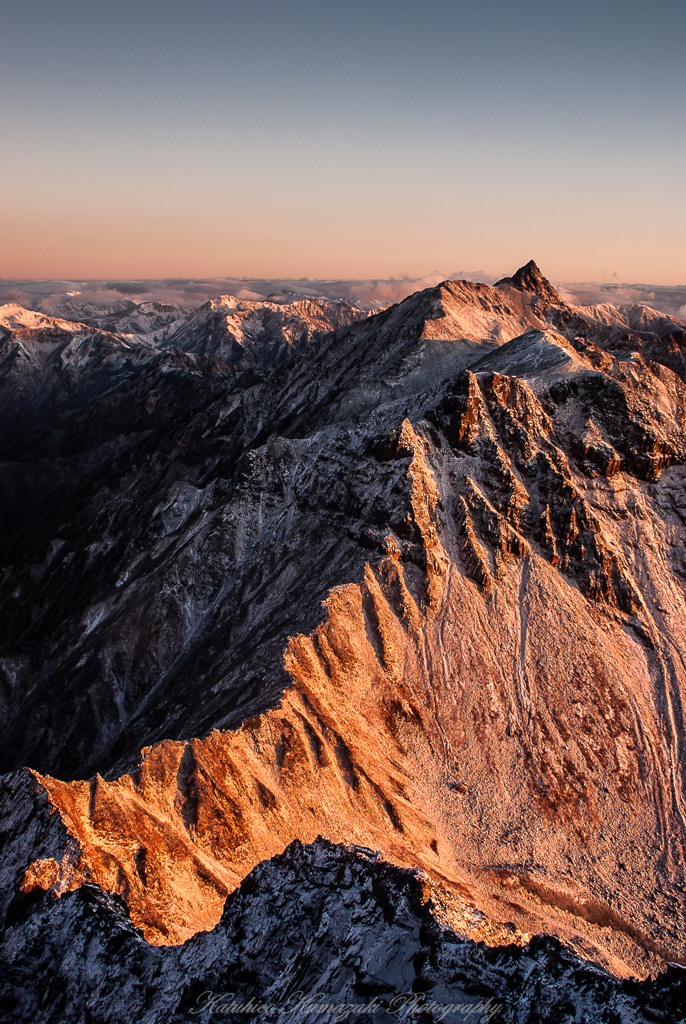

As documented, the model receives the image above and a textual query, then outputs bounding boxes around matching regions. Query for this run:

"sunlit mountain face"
[1,263,686,1022]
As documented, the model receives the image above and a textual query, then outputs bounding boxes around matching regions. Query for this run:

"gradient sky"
[1,0,684,282]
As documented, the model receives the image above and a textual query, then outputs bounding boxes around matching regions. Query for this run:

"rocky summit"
[1,262,686,1022]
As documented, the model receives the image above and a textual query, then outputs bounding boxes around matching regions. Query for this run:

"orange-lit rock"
[2,263,686,1005]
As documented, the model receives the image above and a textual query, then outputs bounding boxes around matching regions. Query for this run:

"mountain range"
[1,262,686,1022]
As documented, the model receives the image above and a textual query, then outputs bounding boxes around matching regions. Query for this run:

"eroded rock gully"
[1,263,686,1019]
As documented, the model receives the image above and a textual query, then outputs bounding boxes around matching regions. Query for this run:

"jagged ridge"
[1,264,686,1008]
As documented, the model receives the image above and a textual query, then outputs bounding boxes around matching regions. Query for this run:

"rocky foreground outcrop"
[1,263,686,1018]
[3,838,685,1024]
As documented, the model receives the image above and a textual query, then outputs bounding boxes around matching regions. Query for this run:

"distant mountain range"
[2,270,685,320]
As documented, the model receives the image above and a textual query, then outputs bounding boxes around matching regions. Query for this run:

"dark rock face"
[2,838,684,1024]
[0,278,558,778]
[1,265,686,1017]
[0,299,385,778]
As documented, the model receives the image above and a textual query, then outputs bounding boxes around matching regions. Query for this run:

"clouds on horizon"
[557,283,686,321]
[1,274,685,321]
[0,272,498,314]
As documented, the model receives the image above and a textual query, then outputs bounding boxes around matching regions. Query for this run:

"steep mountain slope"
[576,302,686,338]
[0,274,561,779]
[69,299,189,336]
[43,292,377,354]
[1,264,686,1017]
[4,838,685,1024]
[153,295,376,360]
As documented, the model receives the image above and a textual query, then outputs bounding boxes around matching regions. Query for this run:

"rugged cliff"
[4,838,685,1024]
[1,263,685,1019]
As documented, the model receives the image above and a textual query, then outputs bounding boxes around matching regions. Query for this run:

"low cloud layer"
[559,282,686,319]
[1,274,685,321]
[0,272,498,315]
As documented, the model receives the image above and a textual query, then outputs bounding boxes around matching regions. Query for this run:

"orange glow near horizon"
[2,2,684,288]
[1,201,684,286]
